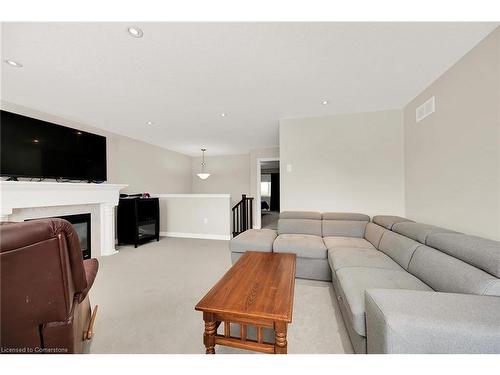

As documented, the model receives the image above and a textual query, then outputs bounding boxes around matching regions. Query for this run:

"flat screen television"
[1,110,107,181]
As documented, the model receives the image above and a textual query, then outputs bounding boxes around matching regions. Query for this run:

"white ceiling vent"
[416,96,436,122]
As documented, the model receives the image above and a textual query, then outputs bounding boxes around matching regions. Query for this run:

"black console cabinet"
[117,197,160,248]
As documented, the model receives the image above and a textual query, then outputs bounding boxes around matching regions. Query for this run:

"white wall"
[190,150,281,230]
[279,110,405,217]
[403,27,500,240]
[1,101,193,194]
[157,194,231,240]
[191,154,250,207]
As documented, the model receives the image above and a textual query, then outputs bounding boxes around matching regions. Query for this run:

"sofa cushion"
[336,267,432,336]
[273,234,327,259]
[279,211,322,220]
[278,219,322,236]
[364,222,388,248]
[408,245,500,297]
[377,230,420,270]
[230,229,277,253]
[328,247,402,273]
[365,289,500,354]
[392,222,459,245]
[322,220,368,238]
[426,233,500,278]
[372,215,414,230]
[323,236,374,250]
[322,212,370,221]
[322,213,369,238]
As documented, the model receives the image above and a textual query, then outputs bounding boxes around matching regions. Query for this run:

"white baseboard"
[160,231,231,241]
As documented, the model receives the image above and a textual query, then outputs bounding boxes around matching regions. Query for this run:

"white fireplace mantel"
[0,180,128,256]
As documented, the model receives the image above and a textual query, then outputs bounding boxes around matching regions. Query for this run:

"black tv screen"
[1,110,107,181]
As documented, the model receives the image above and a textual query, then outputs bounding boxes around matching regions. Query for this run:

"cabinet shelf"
[117,197,160,248]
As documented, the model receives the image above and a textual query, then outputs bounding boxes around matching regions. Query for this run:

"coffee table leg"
[203,312,216,354]
[274,321,287,354]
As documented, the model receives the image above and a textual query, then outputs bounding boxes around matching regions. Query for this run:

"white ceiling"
[1,22,497,156]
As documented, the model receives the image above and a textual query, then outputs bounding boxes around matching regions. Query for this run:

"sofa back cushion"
[322,212,370,221]
[392,222,459,245]
[426,233,500,279]
[408,245,500,296]
[372,215,414,230]
[321,212,369,238]
[278,211,322,236]
[279,211,322,220]
[377,231,420,270]
[364,222,388,248]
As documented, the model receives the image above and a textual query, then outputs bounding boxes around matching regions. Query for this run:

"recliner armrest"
[79,258,99,302]
[365,289,500,354]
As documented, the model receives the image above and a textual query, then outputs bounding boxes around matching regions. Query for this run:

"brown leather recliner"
[0,218,99,354]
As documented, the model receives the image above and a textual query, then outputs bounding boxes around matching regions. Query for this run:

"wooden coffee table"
[195,251,296,354]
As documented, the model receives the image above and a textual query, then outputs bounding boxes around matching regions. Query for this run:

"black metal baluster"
[231,194,254,237]
[249,198,253,229]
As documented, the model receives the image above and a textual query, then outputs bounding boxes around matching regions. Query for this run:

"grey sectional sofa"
[230,211,500,354]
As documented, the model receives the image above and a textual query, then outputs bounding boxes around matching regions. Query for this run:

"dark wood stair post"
[241,194,247,234]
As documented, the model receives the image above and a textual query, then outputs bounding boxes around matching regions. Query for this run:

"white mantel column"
[1,206,13,222]
[100,203,118,256]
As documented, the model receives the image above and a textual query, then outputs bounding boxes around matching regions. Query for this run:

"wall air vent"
[416,96,435,123]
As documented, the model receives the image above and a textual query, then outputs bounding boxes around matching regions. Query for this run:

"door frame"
[255,157,280,229]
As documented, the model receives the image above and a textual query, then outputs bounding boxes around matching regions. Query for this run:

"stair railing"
[231,194,254,237]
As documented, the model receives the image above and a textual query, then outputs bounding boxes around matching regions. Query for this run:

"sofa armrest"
[365,289,500,354]
[230,229,277,253]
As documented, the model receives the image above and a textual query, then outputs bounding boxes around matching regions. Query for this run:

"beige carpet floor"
[89,237,353,354]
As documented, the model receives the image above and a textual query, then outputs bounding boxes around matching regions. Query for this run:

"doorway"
[256,158,280,230]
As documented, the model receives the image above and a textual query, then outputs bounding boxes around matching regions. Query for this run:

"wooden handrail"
[232,194,254,237]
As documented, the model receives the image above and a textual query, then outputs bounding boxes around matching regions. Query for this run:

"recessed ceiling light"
[321,100,329,105]
[5,59,23,68]
[221,113,227,117]
[127,27,143,38]
[147,121,154,125]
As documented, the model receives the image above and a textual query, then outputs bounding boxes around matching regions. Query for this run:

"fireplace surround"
[0,180,127,256]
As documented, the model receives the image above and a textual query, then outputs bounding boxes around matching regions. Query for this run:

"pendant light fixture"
[197,148,211,180]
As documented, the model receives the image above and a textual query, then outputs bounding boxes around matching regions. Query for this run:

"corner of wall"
[400,108,407,218]
[402,27,500,240]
